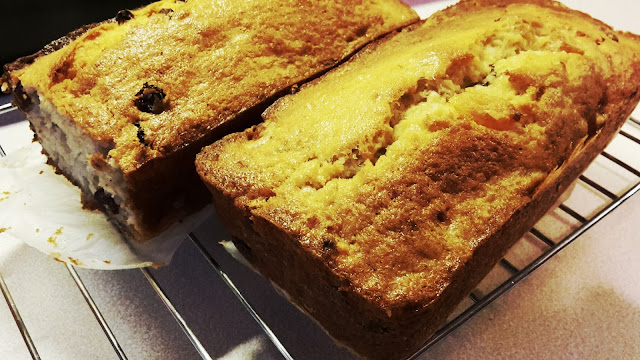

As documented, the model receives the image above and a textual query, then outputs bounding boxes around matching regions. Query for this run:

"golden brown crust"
[4,0,418,241]
[2,23,104,87]
[5,0,418,172]
[196,0,640,358]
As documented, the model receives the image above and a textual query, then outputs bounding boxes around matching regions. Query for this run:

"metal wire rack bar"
[529,227,555,247]
[0,103,15,116]
[620,129,640,145]
[0,272,40,360]
[467,292,480,303]
[0,126,39,360]
[189,233,295,360]
[408,176,640,360]
[140,268,214,360]
[65,264,128,360]
[579,175,618,200]
[629,116,640,127]
[407,121,640,356]
[499,258,520,274]
[557,203,588,223]
[601,151,640,177]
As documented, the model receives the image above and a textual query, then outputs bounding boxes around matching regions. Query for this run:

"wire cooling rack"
[1,90,639,359]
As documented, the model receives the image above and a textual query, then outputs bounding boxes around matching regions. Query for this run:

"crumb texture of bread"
[3,0,417,241]
[196,0,640,358]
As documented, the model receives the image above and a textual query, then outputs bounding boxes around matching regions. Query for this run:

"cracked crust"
[196,1,640,358]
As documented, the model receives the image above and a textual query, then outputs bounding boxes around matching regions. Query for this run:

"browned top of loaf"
[2,0,417,174]
[197,0,640,313]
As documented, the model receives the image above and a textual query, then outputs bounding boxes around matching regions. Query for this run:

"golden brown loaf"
[196,0,640,358]
[1,0,418,241]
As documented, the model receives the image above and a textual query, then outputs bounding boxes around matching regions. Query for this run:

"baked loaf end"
[196,0,640,358]
[1,0,417,242]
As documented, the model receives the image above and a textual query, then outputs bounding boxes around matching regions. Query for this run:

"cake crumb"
[47,227,63,247]
[68,257,83,266]
[47,236,58,247]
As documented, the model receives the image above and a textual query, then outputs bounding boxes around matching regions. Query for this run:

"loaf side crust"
[196,0,640,358]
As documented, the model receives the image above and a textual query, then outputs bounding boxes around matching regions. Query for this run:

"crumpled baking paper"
[0,142,213,269]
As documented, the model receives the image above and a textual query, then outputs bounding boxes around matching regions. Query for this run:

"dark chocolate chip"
[137,129,146,145]
[12,81,32,111]
[116,10,134,24]
[94,188,119,215]
[374,147,387,158]
[158,8,174,15]
[513,112,522,121]
[355,25,368,37]
[322,239,336,251]
[134,83,167,114]
[245,126,262,141]
[133,121,147,145]
[611,34,619,42]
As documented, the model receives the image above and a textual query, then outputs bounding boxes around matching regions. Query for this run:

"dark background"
[1,0,151,68]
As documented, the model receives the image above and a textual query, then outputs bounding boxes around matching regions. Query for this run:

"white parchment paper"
[0,142,213,269]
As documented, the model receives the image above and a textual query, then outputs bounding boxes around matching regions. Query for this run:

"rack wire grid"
[2,92,640,359]
[1,0,640,354]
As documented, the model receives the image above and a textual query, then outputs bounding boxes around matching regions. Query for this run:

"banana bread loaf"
[1,0,417,242]
[195,0,640,358]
